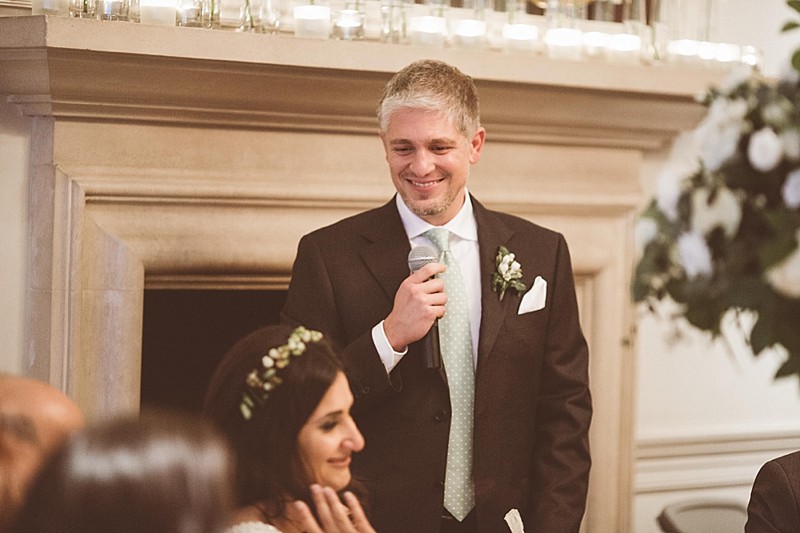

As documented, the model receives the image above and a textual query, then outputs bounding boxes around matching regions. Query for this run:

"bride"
[204,324,376,533]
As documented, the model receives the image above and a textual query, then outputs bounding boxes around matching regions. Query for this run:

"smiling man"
[282,60,592,533]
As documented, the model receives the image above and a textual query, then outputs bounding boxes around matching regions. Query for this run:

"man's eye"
[393,147,412,155]
[431,146,451,153]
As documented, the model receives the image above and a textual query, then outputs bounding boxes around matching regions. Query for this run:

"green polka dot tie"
[424,227,476,521]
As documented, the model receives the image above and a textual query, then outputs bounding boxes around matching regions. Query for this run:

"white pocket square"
[517,276,547,315]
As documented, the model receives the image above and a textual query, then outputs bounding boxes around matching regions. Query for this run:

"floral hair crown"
[240,326,324,421]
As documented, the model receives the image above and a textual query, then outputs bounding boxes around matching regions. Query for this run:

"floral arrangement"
[632,29,800,384]
[240,326,324,420]
[492,246,526,301]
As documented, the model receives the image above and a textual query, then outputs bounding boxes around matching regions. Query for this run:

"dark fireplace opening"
[141,289,287,413]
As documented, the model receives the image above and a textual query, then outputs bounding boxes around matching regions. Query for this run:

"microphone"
[408,245,442,369]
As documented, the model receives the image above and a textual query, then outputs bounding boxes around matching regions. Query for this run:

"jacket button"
[360,385,370,395]
[433,408,449,422]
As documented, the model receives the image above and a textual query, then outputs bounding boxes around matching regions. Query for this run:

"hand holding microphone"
[381,247,446,361]
[408,245,444,369]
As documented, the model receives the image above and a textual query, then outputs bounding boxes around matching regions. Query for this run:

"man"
[745,450,800,533]
[0,374,85,532]
[282,60,592,533]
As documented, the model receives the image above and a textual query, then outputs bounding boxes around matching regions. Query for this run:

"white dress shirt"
[371,192,482,373]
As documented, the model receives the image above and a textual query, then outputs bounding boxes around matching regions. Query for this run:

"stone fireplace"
[0,14,725,531]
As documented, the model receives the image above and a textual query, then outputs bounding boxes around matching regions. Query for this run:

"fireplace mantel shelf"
[0,14,723,148]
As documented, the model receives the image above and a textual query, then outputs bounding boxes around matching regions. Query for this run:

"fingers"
[342,491,377,533]
[310,484,354,532]
[291,500,324,533]
[384,264,448,349]
[409,261,446,281]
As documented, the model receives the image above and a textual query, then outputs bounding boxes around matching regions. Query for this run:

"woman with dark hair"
[11,410,235,533]
[203,324,374,533]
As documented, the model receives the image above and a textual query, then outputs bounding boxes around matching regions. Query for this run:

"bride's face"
[296,372,365,491]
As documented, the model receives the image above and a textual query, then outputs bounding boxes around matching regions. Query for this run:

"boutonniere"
[492,246,527,301]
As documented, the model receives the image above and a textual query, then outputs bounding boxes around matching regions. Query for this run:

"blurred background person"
[203,324,374,533]
[11,409,234,533]
[0,374,85,532]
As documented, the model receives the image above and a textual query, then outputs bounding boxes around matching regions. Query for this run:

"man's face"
[381,108,485,226]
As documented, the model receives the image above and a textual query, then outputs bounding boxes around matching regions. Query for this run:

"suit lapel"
[473,199,515,377]
[360,198,412,304]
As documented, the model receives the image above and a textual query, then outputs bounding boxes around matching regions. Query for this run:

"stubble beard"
[398,170,459,220]
[401,188,457,219]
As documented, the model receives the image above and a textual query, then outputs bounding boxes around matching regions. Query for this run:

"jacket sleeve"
[745,457,798,533]
[280,233,401,413]
[528,234,592,533]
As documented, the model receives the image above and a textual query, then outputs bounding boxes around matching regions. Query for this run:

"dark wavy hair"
[202,324,347,519]
[11,409,234,533]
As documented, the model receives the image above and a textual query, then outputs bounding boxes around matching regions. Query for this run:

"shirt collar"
[395,191,478,242]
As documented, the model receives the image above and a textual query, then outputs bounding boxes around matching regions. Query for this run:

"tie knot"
[424,228,451,254]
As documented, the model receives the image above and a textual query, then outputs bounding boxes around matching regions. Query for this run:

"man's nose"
[409,150,435,177]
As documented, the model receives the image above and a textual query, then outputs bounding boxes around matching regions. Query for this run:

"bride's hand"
[291,484,375,533]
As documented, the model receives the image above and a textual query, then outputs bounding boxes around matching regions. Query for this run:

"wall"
[0,97,31,375]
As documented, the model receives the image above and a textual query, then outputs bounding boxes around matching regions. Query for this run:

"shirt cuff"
[372,321,407,374]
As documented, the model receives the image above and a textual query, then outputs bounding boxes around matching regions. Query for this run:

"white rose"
[748,127,784,172]
[762,100,793,129]
[766,232,800,298]
[694,98,748,172]
[657,133,700,221]
[677,231,713,279]
[656,169,682,222]
[781,129,800,161]
[635,217,659,250]
[690,186,742,239]
[783,169,800,209]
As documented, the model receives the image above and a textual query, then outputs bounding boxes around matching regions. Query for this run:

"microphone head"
[408,245,439,273]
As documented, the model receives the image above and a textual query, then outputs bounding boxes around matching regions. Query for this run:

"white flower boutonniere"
[492,246,527,301]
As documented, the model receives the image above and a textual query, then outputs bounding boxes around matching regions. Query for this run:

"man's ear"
[469,127,486,164]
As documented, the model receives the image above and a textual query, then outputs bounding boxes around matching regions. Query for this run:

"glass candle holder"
[259,0,281,32]
[666,39,701,64]
[544,27,582,60]
[408,14,446,46]
[176,0,205,26]
[740,45,763,71]
[220,0,259,30]
[380,0,407,43]
[331,8,365,39]
[605,32,641,62]
[501,22,538,52]
[293,4,331,39]
[32,0,70,16]
[96,0,129,19]
[69,0,96,18]
[582,30,609,58]
[452,18,487,49]
[139,0,177,25]
[714,43,742,64]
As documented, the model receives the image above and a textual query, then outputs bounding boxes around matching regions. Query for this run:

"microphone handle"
[424,319,442,369]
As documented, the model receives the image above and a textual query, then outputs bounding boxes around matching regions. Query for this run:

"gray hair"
[377,59,481,138]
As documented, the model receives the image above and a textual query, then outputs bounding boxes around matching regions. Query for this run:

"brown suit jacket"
[282,196,592,533]
[746,450,800,533]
